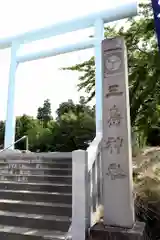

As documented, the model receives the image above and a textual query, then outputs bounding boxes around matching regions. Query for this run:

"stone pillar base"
[89,221,149,240]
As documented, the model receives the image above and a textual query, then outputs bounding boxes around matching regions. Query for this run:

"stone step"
[0,174,72,184]
[0,210,70,232]
[0,199,72,217]
[0,167,72,176]
[0,224,67,239]
[0,153,71,162]
[0,181,72,193]
[0,190,72,204]
[0,161,72,169]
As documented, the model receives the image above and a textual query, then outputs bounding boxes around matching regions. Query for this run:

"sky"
[0,0,138,120]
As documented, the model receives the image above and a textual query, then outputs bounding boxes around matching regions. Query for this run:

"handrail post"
[26,136,29,151]
[0,135,27,153]
[72,150,88,240]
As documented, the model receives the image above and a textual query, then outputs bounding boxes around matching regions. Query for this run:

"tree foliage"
[62,3,160,144]
[0,98,95,152]
[37,99,53,127]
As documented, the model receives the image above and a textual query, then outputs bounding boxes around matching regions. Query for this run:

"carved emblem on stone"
[104,51,123,76]
[105,55,121,72]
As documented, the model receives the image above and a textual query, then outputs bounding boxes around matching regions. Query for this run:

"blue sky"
[0,0,136,120]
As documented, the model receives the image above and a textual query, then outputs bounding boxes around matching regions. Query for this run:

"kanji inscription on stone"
[106,163,127,180]
[104,137,123,154]
[108,104,122,127]
[105,84,123,98]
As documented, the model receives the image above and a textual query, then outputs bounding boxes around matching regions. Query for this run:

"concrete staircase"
[0,152,72,240]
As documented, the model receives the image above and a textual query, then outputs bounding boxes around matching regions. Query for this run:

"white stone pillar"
[102,37,135,228]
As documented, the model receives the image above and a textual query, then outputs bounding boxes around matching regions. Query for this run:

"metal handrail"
[0,135,28,153]
[87,132,102,172]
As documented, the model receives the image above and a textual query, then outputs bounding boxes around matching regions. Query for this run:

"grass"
[133,147,160,239]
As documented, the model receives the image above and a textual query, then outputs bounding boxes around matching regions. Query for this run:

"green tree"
[55,112,95,151]
[62,3,160,143]
[56,99,76,120]
[55,98,95,151]
[15,115,37,149]
[56,96,95,120]
[12,98,95,152]
[27,125,53,152]
[37,99,53,127]
[0,121,5,148]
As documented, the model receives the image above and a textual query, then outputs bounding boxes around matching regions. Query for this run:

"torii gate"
[1,1,137,149]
